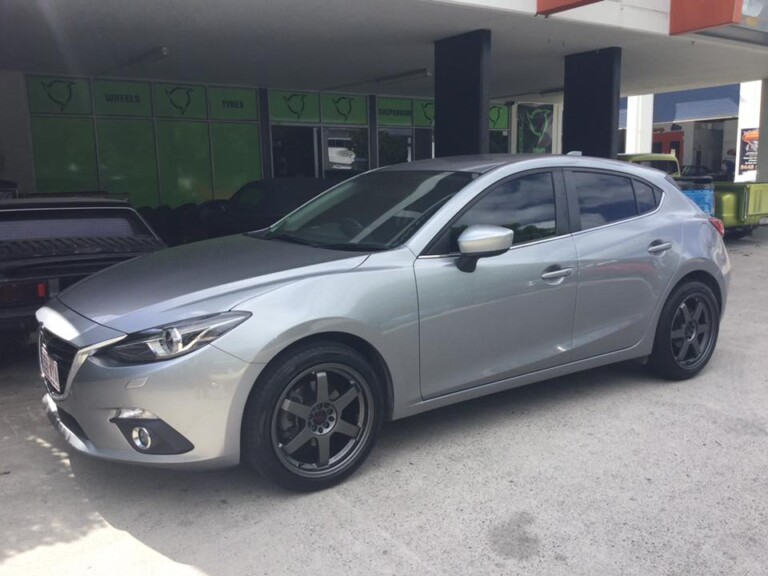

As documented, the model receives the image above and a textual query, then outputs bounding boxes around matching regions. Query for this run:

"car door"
[414,169,578,400]
[565,170,682,361]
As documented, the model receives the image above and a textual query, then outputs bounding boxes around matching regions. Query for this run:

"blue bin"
[675,177,715,216]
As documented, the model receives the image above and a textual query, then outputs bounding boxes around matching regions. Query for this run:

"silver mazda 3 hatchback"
[37,155,730,490]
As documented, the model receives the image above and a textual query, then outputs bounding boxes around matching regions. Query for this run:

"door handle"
[648,241,672,254]
[541,267,574,280]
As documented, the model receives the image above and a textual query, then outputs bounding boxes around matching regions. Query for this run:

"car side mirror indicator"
[456,225,514,273]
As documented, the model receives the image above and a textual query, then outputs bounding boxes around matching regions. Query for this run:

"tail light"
[0,281,48,307]
[708,217,725,237]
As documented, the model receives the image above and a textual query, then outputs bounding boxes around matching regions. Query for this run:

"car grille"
[40,328,78,395]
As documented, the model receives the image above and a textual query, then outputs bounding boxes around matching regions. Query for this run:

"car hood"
[57,234,368,334]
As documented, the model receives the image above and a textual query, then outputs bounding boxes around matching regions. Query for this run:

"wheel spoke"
[282,427,312,455]
[676,340,690,362]
[317,435,330,467]
[680,302,692,323]
[670,328,685,341]
[693,300,705,323]
[281,399,311,420]
[698,323,710,336]
[691,338,702,357]
[334,387,360,411]
[315,371,329,403]
[334,419,361,438]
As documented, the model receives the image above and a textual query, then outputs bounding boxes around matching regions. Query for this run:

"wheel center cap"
[308,402,336,435]
[685,321,698,341]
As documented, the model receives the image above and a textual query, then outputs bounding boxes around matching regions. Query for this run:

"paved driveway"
[1,230,767,576]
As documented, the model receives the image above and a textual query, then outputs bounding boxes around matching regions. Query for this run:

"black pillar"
[563,47,622,159]
[434,29,491,157]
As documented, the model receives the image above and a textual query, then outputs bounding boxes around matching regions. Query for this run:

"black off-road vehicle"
[0,198,164,350]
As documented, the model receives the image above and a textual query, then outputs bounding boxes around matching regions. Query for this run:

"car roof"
[376,154,537,173]
[617,153,679,162]
[0,197,131,210]
[375,154,671,181]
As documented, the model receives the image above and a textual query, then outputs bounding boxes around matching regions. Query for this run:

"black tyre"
[648,280,720,380]
[242,342,383,491]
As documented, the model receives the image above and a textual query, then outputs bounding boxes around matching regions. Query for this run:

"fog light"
[116,408,157,420]
[131,426,152,450]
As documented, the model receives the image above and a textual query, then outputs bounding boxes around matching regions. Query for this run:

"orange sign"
[670,0,743,35]
[536,0,601,16]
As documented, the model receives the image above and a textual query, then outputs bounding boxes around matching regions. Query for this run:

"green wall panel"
[157,121,212,206]
[489,104,509,130]
[414,100,435,127]
[209,87,259,121]
[378,98,413,127]
[31,117,98,193]
[211,123,262,199]
[321,94,367,125]
[154,83,208,119]
[97,119,159,207]
[269,90,320,123]
[28,76,92,115]
[94,80,152,117]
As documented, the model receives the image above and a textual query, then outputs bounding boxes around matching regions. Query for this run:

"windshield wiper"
[316,243,387,252]
[261,233,317,247]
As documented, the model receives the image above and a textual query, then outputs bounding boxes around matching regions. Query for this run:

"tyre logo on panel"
[333,96,354,121]
[165,87,193,115]
[421,102,435,125]
[41,80,74,111]
[489,105,504,129]
[284,94,307,120]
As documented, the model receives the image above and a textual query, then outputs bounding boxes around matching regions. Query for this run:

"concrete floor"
[1,230,767,576]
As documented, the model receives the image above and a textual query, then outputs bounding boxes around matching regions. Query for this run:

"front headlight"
[105,312,251,363]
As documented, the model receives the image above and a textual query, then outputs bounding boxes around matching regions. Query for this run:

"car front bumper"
[41,333,264,469]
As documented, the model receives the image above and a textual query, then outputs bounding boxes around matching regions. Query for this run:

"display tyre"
[649,280,720,380]
[242,342,383,491]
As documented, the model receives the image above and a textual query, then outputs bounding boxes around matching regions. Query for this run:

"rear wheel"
[648,281,720,380]
[242,342,383,491]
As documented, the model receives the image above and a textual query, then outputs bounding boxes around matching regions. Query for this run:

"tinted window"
[0,208,153,241]
[266,170,476,250]
[633,180,656,214]
[440,172,557,253]
[572,172,638,230]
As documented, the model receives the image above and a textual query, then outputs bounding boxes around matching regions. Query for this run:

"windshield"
[261,170,476,250]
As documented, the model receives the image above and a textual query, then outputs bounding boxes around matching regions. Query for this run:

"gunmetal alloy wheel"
[242,342,382,491]
[649,280,720,380]
[669,293,715,369]
[271,364,374,478]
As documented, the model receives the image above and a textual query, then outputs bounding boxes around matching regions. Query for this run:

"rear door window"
[632,180,657,214]
[571,171,638,230]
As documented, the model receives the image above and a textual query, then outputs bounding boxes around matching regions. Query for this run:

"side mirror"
[456,225,514,273]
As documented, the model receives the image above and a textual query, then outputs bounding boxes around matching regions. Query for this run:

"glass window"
[263,170,476,250]
[0,208,154,241]
[633,180,656,214]
[572,171,638,230]
[323,127,368,178]
[438,172,557,253]
[378,129,412,167]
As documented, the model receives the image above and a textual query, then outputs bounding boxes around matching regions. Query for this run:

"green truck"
[618,153,768,235]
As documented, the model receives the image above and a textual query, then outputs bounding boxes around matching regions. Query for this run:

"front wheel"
[242,342,383,491]
[648,281,720,380]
